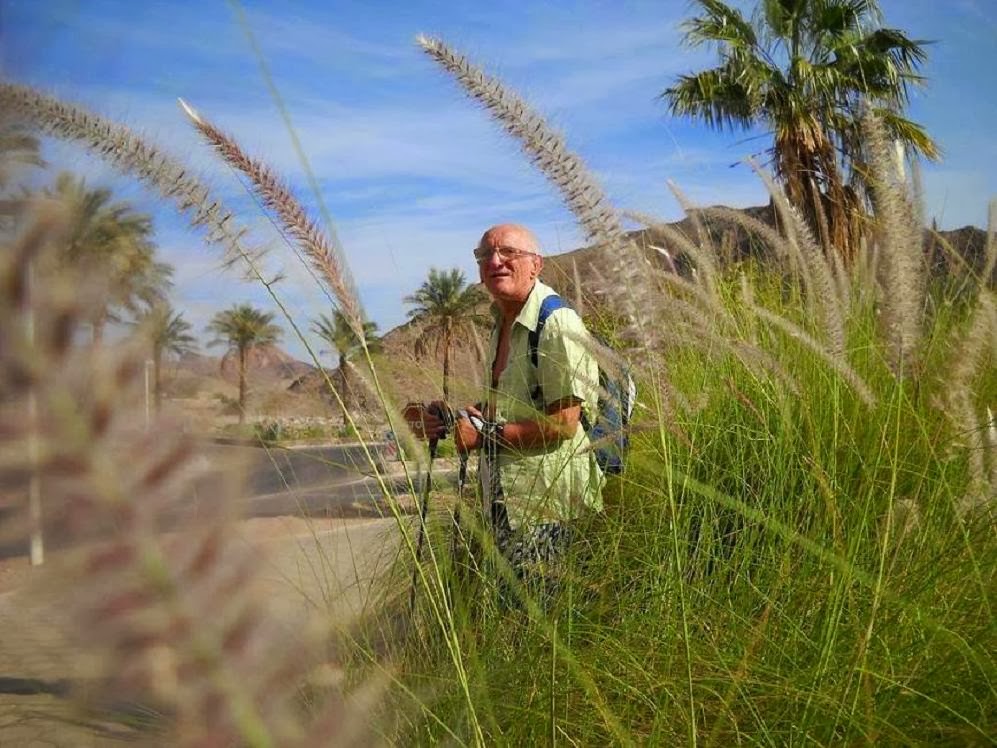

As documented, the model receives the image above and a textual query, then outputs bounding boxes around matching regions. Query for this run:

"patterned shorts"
[491,500,573,573]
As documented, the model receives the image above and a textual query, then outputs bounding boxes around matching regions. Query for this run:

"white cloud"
[12,0,992,364]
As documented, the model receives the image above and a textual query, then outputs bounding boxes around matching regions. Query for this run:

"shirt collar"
[489,280,555,332]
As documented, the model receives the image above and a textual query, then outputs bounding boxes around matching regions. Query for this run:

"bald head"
[477,222,544,309]
[478,223,541,257]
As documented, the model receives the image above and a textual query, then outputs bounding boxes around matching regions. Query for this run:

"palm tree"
[404,268,487,402]
[312,310,382,423]
[138,303,198,412]
[207,304,282,423]
[0,125,44,192]
[0,126,45,230]
[48,172,170,342]
[663,0,939,260]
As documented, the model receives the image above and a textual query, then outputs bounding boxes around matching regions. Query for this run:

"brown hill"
[177,345,315,385]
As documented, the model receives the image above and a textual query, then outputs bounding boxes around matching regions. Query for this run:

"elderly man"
[409,223,604,579]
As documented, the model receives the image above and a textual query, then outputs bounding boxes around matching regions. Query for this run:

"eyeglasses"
[473,245,538,264]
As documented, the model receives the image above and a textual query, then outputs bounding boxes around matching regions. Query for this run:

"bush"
[431,438,456,459]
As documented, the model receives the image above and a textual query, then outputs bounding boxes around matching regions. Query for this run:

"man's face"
[477,226,543,303]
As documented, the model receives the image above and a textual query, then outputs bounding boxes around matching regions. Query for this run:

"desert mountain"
[177,345,315,385]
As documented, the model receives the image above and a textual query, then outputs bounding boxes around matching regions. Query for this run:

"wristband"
[479,419,504,442]
[458,411,505,445]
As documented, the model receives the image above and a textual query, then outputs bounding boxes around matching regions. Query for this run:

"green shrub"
[336,423,360,441]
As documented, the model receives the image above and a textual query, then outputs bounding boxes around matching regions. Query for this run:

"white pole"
[26,261,43,566]
[144,359,153,431]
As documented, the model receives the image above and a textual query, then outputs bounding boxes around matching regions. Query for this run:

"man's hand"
[454,405,484,454]
[402,401,448,442]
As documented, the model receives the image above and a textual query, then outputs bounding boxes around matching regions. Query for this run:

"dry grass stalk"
[752,165,847,361]
[571,257,586,317]
[416,35,652,333]
[863,110,926,374]
[626,209,720,303]
[0,82,259,269]
[178,99,364,339]
[0,205,376,746]
[942,291,997,514]
[751,305,876,407]
[982,199,996,289]
[986,406,997,498]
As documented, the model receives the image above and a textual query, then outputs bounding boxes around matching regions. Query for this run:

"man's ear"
[534,255,544,277]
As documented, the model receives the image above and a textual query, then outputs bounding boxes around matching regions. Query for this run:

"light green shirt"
[481,280,605,529]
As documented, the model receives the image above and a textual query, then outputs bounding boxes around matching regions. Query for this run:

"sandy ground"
[0,513,404,746]
[0,514,382,590]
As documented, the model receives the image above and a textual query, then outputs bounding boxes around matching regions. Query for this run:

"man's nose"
[483,249,504,269]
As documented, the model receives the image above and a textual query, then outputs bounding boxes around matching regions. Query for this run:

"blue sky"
[3,0,995,360]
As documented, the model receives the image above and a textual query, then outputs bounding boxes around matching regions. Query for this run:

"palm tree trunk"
[807,175,832,253]
[442,330,452,403]
[238,345,247,425]
[339,354,350,426]
[153,348,163,413]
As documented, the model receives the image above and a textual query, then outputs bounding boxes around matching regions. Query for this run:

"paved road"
[204,441,392,496]
[200,440,458,518]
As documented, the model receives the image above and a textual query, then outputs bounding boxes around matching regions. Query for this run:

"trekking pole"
[450,449,469,567]
[409,403,452,614]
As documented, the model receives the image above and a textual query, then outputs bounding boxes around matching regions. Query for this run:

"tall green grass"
[337,36,997,748]
[360,257,995,745]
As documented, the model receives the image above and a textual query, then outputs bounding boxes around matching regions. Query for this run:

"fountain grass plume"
[704,203,855,329]
[751,165,847,361]
[178,98,364,339]
[666,182,722,290]
[1,205,378,745]
[416,34,651,335]
[700,206,798,273]
[626,209,721,304]
[863,110,926,375]
[0,82,260,270]
[942,291,997,514]
[176,98,427,473]
[750,304,876,407]
[415,36,623,248]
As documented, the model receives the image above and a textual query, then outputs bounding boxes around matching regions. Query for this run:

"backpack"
[528,294,636,475]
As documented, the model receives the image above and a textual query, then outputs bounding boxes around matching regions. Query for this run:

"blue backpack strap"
[529,294,570,367]
[528,294,570,405]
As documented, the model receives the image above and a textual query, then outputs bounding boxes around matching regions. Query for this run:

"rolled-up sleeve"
[536,310,600,418]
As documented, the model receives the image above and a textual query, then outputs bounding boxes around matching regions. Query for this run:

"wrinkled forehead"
[478,224,541,254]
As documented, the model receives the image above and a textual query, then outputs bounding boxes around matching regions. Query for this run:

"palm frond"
[872,108,941,161]
[664,65,761,131]
[685,0,759,50]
